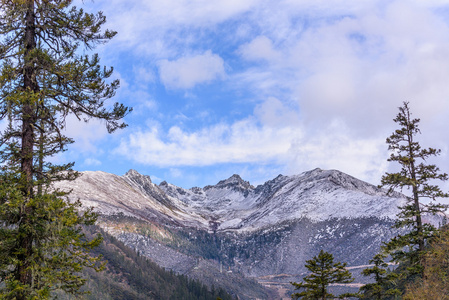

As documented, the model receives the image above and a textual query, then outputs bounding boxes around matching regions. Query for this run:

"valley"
[54,168,409,299]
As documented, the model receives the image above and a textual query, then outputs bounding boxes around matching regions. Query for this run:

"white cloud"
[133,66,156,84]
[63,115,109,153]
[115,115,391,185]
[115,117,298,167]
[98,0,260,57]
[146,0,260,26]
[239,36,280,62]
[158,51,225,89]
[101,0,449,186]
[232,1,449,137]
[114,95,391,184]
[84,158,102,166]
[109,0,259,29]
[254,97,300,127]
[287,120,389,185]
[49,115,111,168]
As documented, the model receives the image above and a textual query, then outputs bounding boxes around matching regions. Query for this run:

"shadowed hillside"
[54,226,236,300]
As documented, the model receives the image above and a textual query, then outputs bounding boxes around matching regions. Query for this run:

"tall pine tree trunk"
[22,0,36,193]
[410,156,425,277]
[37,121,44,196]
[412,183,424,251]
[405,108,424,253]
[17,0,37,295]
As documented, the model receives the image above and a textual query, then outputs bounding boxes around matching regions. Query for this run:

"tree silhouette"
[290,250,355,299]
[381,101,448,278]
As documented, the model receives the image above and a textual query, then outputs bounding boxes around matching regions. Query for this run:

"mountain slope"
[159,168,405,231]
[54,168,410,298]
[54,226,236,300]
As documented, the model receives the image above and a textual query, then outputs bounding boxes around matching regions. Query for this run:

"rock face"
[55,168,410,299]
[157,168,405,232]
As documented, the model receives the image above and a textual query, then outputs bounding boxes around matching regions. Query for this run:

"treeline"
[55,226,236,300]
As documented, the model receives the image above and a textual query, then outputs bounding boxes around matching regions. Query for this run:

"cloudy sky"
[64,0,449,189]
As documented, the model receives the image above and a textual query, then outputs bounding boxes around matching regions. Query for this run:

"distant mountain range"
[55,168,421,299]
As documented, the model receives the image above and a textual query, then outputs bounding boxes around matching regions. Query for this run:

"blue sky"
[62,0,449,189]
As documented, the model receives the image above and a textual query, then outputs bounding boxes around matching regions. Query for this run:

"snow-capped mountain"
[54,168,410,298]
[160,168,405,232]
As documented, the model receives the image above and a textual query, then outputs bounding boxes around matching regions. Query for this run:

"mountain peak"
[54,168,407,234]
[222,174,245,184]
[123,169,154,188]
[206,174,254,191]
[124,169,151,182]
[296,168,395,197]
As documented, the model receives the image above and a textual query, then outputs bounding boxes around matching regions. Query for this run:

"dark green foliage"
[0,0,130,298]
[360,101,449,299]
[175,228,226,260]
[290,250,355,299]
[380,102,448,279]
[0,177,104,299]
[403,226,449,299]
[359,254,400,299]
[99,215,276,299]
[56,226,236,300]
[172,222,290,266]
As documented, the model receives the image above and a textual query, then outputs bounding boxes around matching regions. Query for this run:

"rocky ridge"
[158,168,405,232]
[54,168,413,299]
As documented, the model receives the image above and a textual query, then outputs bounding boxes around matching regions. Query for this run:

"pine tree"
[403,227,449,299]
[380,101,448,278]
[290,250,355,299]
[0,0,130,298]
[359,253,401,299]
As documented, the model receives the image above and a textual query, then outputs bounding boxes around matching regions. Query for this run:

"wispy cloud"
[63,115,109,154]
[83,158,102,167]
[115,117,297,167]
[88,0,449,186]
[238,36,280,62]
[158,51,225,89]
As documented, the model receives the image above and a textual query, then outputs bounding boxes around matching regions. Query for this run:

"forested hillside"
[55,226,235,300]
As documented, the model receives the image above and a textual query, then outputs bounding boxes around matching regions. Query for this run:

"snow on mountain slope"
[54,168,405,233]
[159,168,406,232]
[239,168,405,230]
[53,168,411,298]
[53,170,208,228]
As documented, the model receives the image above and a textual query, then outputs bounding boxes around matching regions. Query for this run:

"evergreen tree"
[0,0,130,298]
[290,250,355,299]
[380,101,448,278]
[359,253,400,299]
[403,227,449,299]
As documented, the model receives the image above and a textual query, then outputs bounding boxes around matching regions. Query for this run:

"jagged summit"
[51,168,424,298]
[124,168,151,180]
[124,169,151,182]
[219,174,246,185]
[155,168,406,231]
[159,180,168,187]
[55,168,406,232]
[124,169,153,192]
[205,174,254,191]
[297,168,402,197]
[301,167,353,180]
